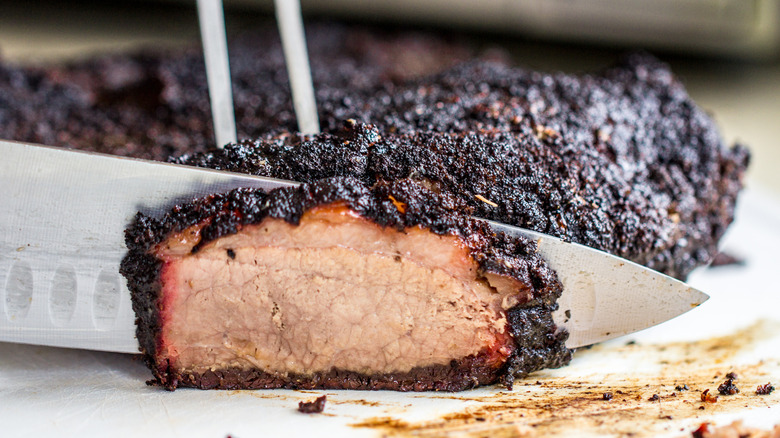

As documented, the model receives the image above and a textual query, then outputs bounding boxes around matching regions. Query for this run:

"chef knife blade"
[0,140,296,353]
[0,140,707,352]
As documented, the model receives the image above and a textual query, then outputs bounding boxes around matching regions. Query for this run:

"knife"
[0,140,708,353]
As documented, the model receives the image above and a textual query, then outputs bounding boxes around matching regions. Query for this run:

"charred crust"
[501,304,572,389]
[118,250,163,367]
[0,24,472,161]
[175,54,748,280]
[121,176,568,390]
[155,349,510,392]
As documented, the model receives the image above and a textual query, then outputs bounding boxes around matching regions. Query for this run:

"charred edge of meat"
[120,176,568,390]
[160,350,510,392]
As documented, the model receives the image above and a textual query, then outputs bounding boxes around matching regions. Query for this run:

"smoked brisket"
[120,177,570,390]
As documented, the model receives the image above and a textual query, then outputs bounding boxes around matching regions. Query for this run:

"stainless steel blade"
[0,140,296,352]
[487,221,709,348]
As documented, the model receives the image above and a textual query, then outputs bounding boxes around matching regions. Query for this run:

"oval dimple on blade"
[93,269,121,331]
[49,265,78,326]
[5,261,34,321]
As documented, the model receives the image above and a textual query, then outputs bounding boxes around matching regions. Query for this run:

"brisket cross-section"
[120,177,570,391]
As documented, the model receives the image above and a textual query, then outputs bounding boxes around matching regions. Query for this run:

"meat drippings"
[155,206,522,376]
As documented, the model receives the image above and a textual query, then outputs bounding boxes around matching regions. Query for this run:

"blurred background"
[1,0,778,196]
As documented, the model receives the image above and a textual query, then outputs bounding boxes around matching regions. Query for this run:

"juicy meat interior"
[156,205,513,376]
[122,178,568,391]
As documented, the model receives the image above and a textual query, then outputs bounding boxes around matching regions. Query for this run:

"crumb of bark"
[701,389,719,403]
[603,392,613,401]
[718,374,739,395]
[648,394,660,402]
[675,384,689,391]
[692,422,710,438]
[725,372,738,380]
[756,383,775,395]
[298,395,327,413]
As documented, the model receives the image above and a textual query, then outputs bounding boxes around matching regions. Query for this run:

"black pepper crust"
[0,23,472,160]
[166,351,521,392]
[120,176,568,391]
[175,65,748,280]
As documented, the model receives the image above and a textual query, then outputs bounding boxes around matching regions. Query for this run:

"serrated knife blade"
[0,140,707,353]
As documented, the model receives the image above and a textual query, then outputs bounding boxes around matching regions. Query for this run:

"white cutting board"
[1,187,779,437]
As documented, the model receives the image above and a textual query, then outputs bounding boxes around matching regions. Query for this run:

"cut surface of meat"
[121,177,569,391]
[158,209,512,376]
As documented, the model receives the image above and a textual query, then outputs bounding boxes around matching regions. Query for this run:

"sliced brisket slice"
[173,54,749,280]
[121,177,570,391]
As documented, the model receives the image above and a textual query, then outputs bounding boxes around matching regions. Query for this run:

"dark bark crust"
[161,349,515,392]
[176,78,748,281]
[120,177,568,391]
[0,23,472,161]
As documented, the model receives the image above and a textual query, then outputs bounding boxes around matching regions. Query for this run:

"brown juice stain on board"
[330,399,384,408]
[351,320,780,437]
